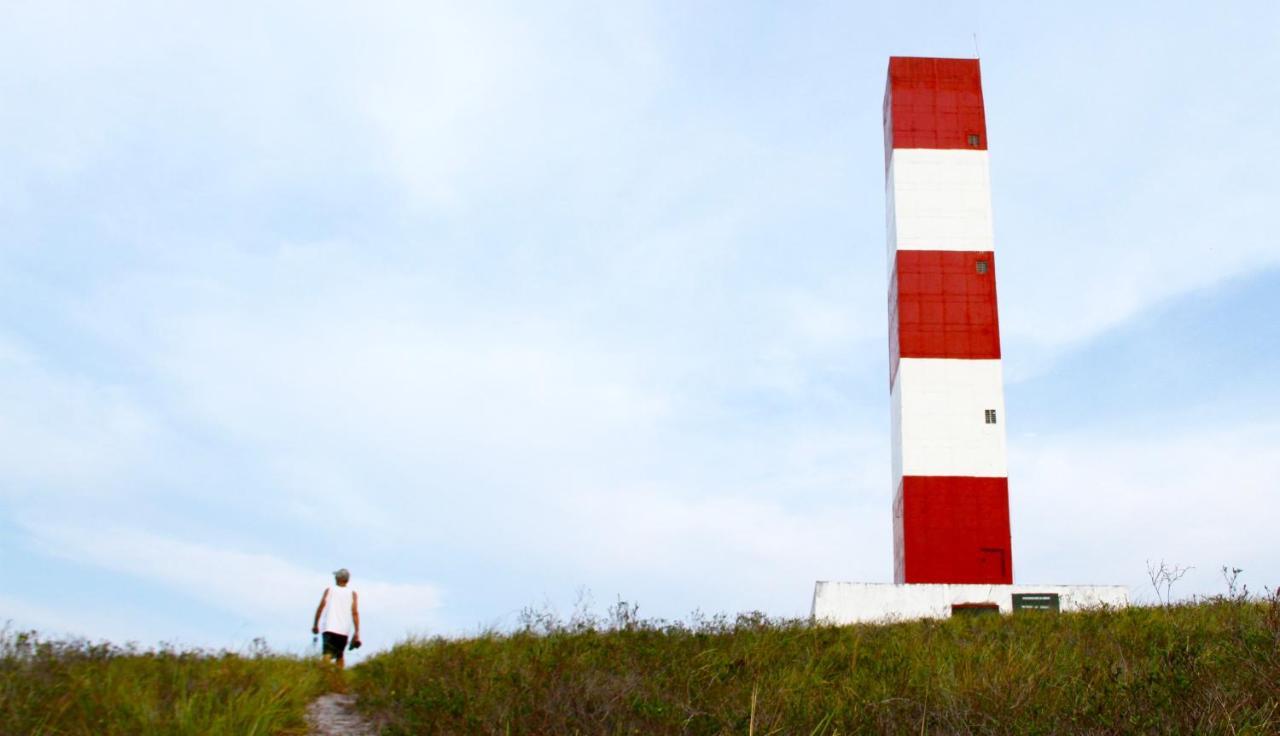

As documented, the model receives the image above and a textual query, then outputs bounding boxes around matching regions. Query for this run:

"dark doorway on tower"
[978,547,1008,581]
[951,603,999,617]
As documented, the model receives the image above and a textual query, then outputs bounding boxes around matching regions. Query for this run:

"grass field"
[0,629,331,735]
[6,594,1278,735]
[353,595,1280,735]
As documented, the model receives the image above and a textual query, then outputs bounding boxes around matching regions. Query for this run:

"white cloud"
[3,1,1279,646]
[21,520,442,654]
[556,485,872,578]
[1009,422,1280,600]
[354,3,668,212]
[989,13,1280,358]
[0,594,146,644]
[131,268,672,474]
[0,335,157,496]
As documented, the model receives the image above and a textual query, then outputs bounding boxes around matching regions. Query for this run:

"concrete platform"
[811,581,1128,625]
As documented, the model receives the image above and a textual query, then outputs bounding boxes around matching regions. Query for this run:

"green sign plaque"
[1012,593,1060,612]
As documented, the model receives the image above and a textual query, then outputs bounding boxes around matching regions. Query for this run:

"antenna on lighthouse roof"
[972,33,981,59]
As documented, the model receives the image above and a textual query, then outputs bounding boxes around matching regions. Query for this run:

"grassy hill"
[0,630,329,735]
[352,596,1280,735]
[5,595,1278,734]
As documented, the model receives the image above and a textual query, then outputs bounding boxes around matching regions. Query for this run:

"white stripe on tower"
[890,359,1008,482]
[887,149,995,261]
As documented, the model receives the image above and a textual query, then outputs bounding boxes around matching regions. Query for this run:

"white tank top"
[321,585,355,635]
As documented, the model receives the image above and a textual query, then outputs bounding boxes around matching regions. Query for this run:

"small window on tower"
[985,409,998,424]
[967,133,981,147]
[976,260,988,274]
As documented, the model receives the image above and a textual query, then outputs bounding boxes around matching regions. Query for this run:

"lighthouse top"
[884,57,987,163]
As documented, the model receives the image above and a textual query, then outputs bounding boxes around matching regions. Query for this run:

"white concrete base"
[811,581,1129,625]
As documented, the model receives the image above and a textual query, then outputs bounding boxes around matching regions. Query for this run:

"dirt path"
[306,692,377,736]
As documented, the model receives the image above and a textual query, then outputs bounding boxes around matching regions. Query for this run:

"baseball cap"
[333,568,350,580]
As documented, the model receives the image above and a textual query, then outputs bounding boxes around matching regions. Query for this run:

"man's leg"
[321,632,348,665]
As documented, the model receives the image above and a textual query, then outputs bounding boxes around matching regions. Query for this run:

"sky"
[2,1,1279,661]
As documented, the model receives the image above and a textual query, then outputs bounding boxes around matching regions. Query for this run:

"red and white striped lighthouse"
[810,56,1126,622]
[885,57,1012,585]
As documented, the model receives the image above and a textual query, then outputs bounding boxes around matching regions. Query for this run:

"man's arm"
[351,591,360,642]
[312,589,329,634]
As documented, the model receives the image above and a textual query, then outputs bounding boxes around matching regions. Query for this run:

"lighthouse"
[809,57,1127,622]
[884,57,1011,585]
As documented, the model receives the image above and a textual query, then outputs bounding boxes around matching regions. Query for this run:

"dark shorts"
[322,632,348,659]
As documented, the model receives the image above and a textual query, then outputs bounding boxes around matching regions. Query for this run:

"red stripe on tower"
[883,56,987,167]
[885,57,1012,585]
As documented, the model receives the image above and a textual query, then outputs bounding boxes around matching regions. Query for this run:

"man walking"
[312,568,361,668]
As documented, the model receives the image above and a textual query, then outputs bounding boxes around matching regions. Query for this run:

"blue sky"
[2,1,1278,659]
